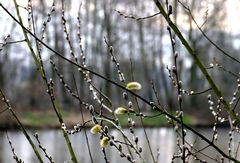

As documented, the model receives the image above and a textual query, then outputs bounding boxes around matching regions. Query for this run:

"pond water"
[0,127,239,163]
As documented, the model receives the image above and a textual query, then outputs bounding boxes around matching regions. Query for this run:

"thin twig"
[72,74,94,163]
[114,9,161,21]
[0,39,26,45]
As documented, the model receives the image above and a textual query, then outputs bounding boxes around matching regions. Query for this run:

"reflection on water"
[0,128,239,163]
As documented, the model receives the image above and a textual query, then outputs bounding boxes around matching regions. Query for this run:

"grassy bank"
[0,110,85,129]
[0,110,194,129]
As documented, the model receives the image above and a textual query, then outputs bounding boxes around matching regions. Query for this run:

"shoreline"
[0,109,230,130]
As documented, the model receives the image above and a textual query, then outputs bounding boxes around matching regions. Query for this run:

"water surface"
[0,128,239,162]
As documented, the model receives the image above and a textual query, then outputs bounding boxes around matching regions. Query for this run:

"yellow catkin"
[90,124,102,134]
[114,107,128,115]
[126,82,142,91]
[100,136,109,148]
